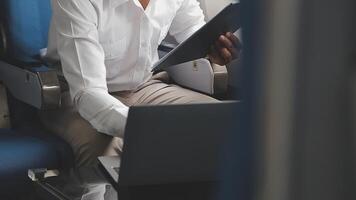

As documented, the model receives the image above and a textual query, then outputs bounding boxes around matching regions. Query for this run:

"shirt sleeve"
[169,0,206,43]
[51,0,128,137]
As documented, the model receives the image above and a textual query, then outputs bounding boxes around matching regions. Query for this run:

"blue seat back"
[1,0,51,62]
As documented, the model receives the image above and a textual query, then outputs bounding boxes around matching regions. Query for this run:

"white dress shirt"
[46,0,205,137]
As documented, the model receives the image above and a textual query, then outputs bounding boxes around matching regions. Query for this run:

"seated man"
[41,0,240,199]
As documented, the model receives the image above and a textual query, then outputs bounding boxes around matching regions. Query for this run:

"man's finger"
[218,35,234,49]
[220,48,232,63]
[226,32,242,49]
[227,46,239,60]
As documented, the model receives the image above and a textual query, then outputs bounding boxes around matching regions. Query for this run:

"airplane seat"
[0,0,74,196]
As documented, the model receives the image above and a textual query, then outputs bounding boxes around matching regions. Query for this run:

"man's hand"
[208,32,241,66]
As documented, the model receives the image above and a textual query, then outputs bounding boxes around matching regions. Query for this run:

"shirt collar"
[110,0,129,7]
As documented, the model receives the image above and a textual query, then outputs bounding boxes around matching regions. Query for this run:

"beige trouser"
[40,73,218,169]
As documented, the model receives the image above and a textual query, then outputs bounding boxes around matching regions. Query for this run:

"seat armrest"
[211,63,228,94]
[166,58,228,95]
[167,59,214,94]
[0,61,61,110]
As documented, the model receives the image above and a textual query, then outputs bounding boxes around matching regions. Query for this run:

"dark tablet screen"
[152,3,241,72]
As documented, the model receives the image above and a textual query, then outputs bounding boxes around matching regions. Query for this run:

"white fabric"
[46,0,205,137]
[166,59,214,94]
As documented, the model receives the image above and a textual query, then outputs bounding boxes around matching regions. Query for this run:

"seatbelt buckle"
[28,168,60,181]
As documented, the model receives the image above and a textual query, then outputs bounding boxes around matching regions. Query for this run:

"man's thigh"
[129,79,219,105]
[39,94,123,168]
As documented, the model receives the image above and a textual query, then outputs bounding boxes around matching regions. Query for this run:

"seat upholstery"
[1,0,51,62]
[0,128,73,194]
[0,95,74,196]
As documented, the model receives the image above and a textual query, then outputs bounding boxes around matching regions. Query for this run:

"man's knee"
[41,110,123,168]
[75,133,123,167]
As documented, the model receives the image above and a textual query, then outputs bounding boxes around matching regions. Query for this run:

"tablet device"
[152,3,241,72]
